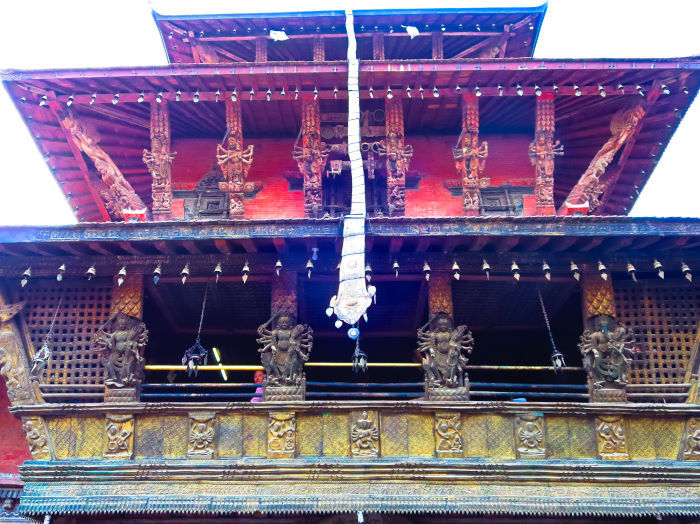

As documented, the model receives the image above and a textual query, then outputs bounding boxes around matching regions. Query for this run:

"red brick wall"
[171,134,533,219]
[171,138,304,219]
[406,134,534,217]
[0,381,31,474]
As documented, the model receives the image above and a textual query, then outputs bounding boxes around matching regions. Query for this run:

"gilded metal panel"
[545,416,570,459]
[514,413,545,459]
[350,410,379,458]
[434,412,463,458]
[679,417,700,461]
[462,414,489,457]
[568,417,597,459]
[188,412,216,459]
[74,417,104,458]
[485,415,515,459]
[628,417,656,459]
[46,417,76,459]
[298,414,323,456]
[104,414,134,459]
[407,413,433,457]
[267,411,296,459]
[380,413,408,457]
[134,415,186,459]
[242,414,267,457]
[217,414,243,457]
[596,416,629,460]
[655,418,684,459]
[322,413,348,457]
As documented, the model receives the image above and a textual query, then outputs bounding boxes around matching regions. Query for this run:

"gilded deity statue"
[417,313,474,399]
[579,315,636,390]
[91,313,148,389]
[351,411,379,457]
[257,313,313,387]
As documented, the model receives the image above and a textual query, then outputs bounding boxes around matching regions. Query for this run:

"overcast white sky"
[0,0,698,225]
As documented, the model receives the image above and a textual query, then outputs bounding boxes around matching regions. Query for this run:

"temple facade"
[1,5,700,523]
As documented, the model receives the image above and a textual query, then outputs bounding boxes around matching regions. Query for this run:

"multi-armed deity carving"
[142,102,177,221]
[61,110,146,220]
[417,313,474,400]
[217,100,254,218]
[579,315,636,402]
[91,313,148,401]
[293,99,329,217]
[453,97,488,215]
[257,313,313,400]
[378,97,412,216]
[351,411,379,458]
[565,105,645,212]
[529,97,563,214]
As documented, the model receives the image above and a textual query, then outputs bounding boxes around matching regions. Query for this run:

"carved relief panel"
[434,412,462,458]
[514,413,545,459]
[680,418,700,461]
[595,416,629,460]
[267,412,296,458]
[350,410,379,458]
[104,414,134,459]
[22,416,51,460]
[188,412,216,459]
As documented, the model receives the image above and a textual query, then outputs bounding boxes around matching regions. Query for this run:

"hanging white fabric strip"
[328,10,375,327]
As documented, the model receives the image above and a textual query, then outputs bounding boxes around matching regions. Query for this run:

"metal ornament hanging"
[30,291,64,379]
[537,289,565,373]
[182,285,210,377]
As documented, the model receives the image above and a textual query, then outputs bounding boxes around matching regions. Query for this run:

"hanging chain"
[195,284,209,343]
[537,289,558,353]
[44,291,65,346]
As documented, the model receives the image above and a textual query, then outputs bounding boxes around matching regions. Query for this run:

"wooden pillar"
[296,97,327,217]
[455,95,488,216]
[143,101,174,221]
[218,100,254,218]
[530,96,562,215]
[255,37,268,62]
[313,35,325,62]
[372,33,385,60]
[382,96,412,216]
[271,271,298,318]
[428,273,453,318]
[431,32,444,59]
[111,274,144,320]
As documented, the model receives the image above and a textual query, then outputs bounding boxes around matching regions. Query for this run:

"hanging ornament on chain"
[537,289,565,373]
[181,284,209,377]
[30,291,64,380]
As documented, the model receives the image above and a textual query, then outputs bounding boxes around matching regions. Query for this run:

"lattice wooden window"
[17,279,113,385]
[615,280,700,384]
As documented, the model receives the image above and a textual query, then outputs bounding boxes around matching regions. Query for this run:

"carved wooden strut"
[61,110,146,220]
[563,105,645,213]
[378,96,412,216]
[217,100,254,218]
[293,98,328,217]
[453,95,488,215]
[529,96,562,215]
[143,101,176,221]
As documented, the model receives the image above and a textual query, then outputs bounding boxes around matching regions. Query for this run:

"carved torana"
[294,98,328,217]
[143,101,176,221]
[257,314,312,400]
[434,412,462,457]
[61,110,146,220]
[417,313,474,400]
[217,100,254,218]
[22,417,51,460]
[515,414,545,458]
[595,416,629,459]
[104,414,134,459]
[565,105,645,212]
[351,410,379,458]
[91,313,148,401]
[529,96,563,215]
[267,412,296,458]
[378,96,412,216]
[453,96,488,215]
[188,412,216,459]
[681,418,700,461]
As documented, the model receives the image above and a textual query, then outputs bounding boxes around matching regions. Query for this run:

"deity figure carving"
[29,344,52,382]
[595,416,629,459]
[434,413,462,455]
[681,418,700,461]
[257,314,312,393]
[22,417,51,459]
[267,412,296,457]
[515,414,545,458]
[417,313,474,399]
[377,131,413,216]
[453,98,487,215]
[91,313,148,389]
[294,99,329,217]
[142,100,177,220]
[217,100,254,217]
[351,411,379,458]
[104,414,134,459]
[529,130,564,211]
[579,315,636,395]
[188,413,216,458]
